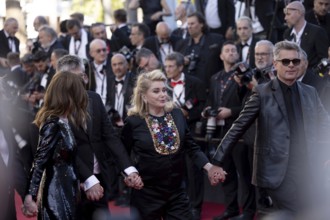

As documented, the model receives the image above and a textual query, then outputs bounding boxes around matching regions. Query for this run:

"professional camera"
[203,108,220,142]
[313,58,330,78]
[233,61,254,85]
[253,65,275,83]
[118,46,134,62]
[187,51,200,73]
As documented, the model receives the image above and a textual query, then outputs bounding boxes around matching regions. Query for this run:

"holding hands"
[204,163,227,186]
[124,172,144,190]
[22,194,38,217]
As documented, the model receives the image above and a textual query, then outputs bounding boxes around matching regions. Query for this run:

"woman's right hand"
[22,194,38,217]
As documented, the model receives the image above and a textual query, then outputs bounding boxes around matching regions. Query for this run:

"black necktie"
[115,80,124,85]
[290,33,296,42]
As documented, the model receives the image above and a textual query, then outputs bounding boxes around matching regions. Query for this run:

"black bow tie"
[241,43,249,47]
[7,36,13,40]
[115,80,124,85]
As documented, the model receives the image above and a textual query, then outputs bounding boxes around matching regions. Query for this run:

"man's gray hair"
[273,41,301,60]
[56,55,85,72]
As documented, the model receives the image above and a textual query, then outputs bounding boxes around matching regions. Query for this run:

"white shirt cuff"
[124,166,138,176]
[83,175,100,191]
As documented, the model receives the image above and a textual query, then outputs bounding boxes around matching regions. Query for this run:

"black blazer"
[305,10,330,45]
[106,72,135,120]
[61,30,93,60]
[143,35,181,62]
[111,25,133,51]
[0,29,20,58]
[72,91,133,188]
[175,32,224,88]
[206,70,245,134]
[88,61,113,93]
[121,108,209,187]
[283,22,329,68]
[195,0,236,36]
[167,74,206,125]
[213,78,330,189]
[236,35,260,69]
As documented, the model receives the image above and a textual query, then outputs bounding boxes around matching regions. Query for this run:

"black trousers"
[131,185,192,220]
[79,174,111,220]
[220,142,256,216]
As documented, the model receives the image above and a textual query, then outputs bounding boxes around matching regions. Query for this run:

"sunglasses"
[96,48,107,53]
[276,58,301,66]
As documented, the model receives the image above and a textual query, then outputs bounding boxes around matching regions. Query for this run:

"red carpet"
[15,192,225,220]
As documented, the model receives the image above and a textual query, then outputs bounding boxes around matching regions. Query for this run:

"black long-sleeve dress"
[121,108,209,220]
[27,116,80,220]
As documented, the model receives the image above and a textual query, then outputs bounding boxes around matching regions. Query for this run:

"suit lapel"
[272,79,290,127]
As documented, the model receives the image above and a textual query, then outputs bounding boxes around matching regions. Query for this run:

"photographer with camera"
[175,12,224,91]
[203,41,256,220]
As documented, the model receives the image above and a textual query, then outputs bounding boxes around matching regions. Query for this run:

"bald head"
[89,39,107,64]
[156,22,171,43]
[111,53,128,79]
[287,1,306,14]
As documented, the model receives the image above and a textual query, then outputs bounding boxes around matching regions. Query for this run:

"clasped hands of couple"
[22,172,143,218]
[205,163,227,186]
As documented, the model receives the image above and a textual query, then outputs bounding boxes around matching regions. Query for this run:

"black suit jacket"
[206,70,245,136]
[237,35,259,69]
[73,91,133,189]
[61,30,93,60]
[111,25,133,51]
[0,29,20,58]
[167,74,206,125]
[106,72,135,120]
[175,32,224,89]
[305,10,330,45]
[283,22,329,68]
[88,61,113,93]
[213,78,330,189]
[143,35,181,62]
[195,0,236,36]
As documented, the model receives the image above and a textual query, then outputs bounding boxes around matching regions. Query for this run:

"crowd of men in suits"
[1,0,330,219]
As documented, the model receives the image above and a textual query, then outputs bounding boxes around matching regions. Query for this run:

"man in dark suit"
[106,53,135,126]
[164,52,206,220]
[305,0,330,44]
[143,22,180,65]
[195,0,236,39]
[172,1,196,40]
[106,53,135,204]
[62,19,93,60]
[175,12,224,91]
[0,18,20,70]
[283,1,329,68]
[88,39,113,104]
[57,55,143,220]
[33,25,64,59]
[110,9,132,50]
[213,41,330,217]
[206,41,255,220]
[236,16,259,69]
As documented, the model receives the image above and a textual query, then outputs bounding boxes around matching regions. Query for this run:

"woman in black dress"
[121,70,226,220]
[22,72,89,220]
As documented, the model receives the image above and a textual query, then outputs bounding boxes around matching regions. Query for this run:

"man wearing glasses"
[212,41,330,218]
[89,39,113,104]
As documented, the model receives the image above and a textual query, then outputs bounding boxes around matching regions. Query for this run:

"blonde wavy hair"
[128,69,174,118]
[34,71,89,129]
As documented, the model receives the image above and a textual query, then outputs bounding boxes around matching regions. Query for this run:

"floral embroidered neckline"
[145,112,180,155]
